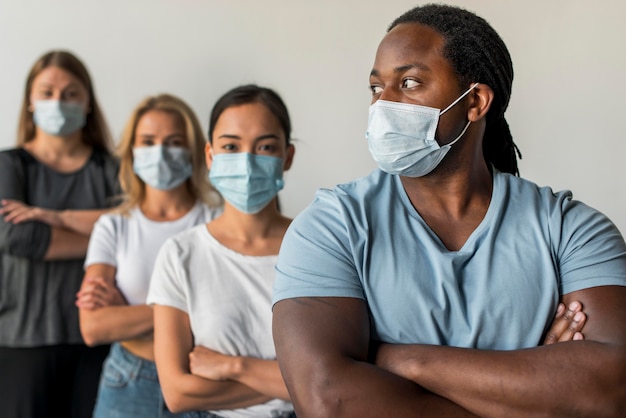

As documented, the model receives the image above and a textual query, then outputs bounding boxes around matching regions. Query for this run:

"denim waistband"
[108,342,158,380]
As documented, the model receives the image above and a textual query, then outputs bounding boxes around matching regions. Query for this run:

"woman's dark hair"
[208,84,291,145]
[390,4,521,175]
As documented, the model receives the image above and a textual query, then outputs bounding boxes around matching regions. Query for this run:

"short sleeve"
[84,214,119,268]
[147,237,189,312]
[556,194,626,294]
[272,189,365,305]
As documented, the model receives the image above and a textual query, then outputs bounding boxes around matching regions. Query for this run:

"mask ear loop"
[439,83,479,147]
[440,82,480,115]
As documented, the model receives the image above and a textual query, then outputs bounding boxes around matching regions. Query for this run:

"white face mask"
[366,83,479,177]
[132,145,193,190]
[33,100,86,137]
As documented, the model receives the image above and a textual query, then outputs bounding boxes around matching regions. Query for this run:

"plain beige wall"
[1,0,624,233]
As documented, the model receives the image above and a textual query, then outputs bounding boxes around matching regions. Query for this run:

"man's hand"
[75,276,127,309]
[543,301,585,344]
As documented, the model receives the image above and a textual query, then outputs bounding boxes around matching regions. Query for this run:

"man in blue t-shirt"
[272,4,626,417]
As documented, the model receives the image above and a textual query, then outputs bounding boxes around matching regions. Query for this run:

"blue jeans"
[93,342,184,418]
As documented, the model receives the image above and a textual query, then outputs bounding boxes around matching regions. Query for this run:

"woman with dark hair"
[148,85,296,418]
[0,50,120,417]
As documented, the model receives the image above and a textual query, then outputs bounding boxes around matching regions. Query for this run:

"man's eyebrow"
[217,134,241,140]
[394,63,430,73]
[370,63,431,78]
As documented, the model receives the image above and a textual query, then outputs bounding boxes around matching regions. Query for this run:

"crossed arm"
[77,264,154,346]
[0,199,108,259]
[273,286,625,417]
[374,285,626,417]
[153,305,288,413]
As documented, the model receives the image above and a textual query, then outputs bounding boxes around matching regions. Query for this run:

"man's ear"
[283,144,295,171]
[468,83,494,122]
[205,142,213,169]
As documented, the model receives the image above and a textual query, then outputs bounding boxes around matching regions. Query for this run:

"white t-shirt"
[147,224,294,418]
[85,202,221,305]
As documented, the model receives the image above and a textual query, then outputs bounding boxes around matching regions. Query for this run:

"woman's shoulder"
[0,147,34,165]
[89,148,120,170]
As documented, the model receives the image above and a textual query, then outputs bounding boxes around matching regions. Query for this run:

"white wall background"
[1,0,625,233]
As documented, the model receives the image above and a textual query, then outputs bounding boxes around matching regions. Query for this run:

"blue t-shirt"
[273,169,626,350]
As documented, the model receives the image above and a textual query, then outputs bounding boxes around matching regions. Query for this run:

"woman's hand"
[0,199,62,226]
[76,276,127,310]
[189,346,239,381]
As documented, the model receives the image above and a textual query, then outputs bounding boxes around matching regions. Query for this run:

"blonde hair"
[116,94,221,214]
[17,50,112,152]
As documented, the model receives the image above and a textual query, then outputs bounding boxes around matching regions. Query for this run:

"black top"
[0,147,120,347]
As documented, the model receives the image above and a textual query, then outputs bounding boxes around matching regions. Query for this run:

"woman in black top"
[0,50,120,418]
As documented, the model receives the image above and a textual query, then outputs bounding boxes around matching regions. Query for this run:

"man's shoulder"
[314,169,395,208]
[495,170,573,207]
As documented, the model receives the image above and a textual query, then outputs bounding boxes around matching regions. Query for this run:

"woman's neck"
[140,185,196,221]
[23,131,91,172]
[207,201,292,256]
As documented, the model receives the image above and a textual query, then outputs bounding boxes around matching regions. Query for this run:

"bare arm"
[153,304,272,414]
[1,200,94,260]
[1,198,107,235]
[375,286,626,418]
[273,297,478,418]
[189,346,290,400]
[78,264,153,346]
[44,226,90,260]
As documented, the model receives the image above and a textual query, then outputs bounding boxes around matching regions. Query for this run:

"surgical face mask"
[33,99,87,137]
[133,145,193,190]
[209,152,285,214]
[366,82,479,177]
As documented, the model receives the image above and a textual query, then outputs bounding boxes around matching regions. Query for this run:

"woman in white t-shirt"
[148,85,296,418]
[76,94,222,418]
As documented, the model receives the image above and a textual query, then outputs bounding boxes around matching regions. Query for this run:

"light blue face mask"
[209,152,285,214]
[33,100,86,137]
[366,83,479,177]
[133,145,193,190]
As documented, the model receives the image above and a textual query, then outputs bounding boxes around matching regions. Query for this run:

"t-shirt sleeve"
[84,214,118,268]
[0,150,51,259]
[272,188,365,306]
[555,193,626,294]
[147,237,189,312]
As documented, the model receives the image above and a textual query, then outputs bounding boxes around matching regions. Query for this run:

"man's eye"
[402,79,419,89]
[369,85,383,95]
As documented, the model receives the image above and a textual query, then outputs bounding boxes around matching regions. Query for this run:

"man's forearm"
[377,341,626,418]
[293,359,480,418]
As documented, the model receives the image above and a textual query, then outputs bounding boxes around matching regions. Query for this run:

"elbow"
[286,376,345,418]
[81,329,103,347]
[163,397,185,414]
[79,316,108,347]
[161,388,191,414]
